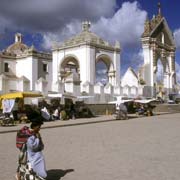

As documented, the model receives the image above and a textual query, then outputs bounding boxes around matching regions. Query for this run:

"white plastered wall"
[16,57,38,90]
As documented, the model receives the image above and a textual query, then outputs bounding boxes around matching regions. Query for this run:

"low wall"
[87,103,180,116]
[153,104,180,113]
[87,104,116,116]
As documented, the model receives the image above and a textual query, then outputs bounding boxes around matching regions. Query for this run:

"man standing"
[118,103,128,120]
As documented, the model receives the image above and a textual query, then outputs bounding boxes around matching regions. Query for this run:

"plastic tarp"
[2,99,15,113]
[108,99,133,104]
[134,98,157,104]
[77,96,94,99]
[0,92,43,109]
[0,92,43,100]
[47,93,76,99]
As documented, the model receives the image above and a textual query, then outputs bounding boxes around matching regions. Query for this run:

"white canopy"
[134,98,157,104]
[47,93,76,99]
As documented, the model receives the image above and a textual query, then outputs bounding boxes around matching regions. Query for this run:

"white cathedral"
[0,7,178,103]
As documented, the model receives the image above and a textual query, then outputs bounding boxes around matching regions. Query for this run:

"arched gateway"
[52,21,120,96]
[141,3,176,99]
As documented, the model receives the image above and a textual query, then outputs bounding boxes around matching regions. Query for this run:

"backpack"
[16,126,32,149]
[16,126,33,164]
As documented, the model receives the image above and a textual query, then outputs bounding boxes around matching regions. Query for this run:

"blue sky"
[0,0,180,83]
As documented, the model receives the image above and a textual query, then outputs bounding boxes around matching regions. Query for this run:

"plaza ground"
[0,113,180,180]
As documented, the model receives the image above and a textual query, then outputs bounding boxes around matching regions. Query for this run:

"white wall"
[16,57,34,89]
[53,45,121,89]
[113,51,120,86]
[142,39,154,87]
[121,69,138,87]
[4,59,17,74]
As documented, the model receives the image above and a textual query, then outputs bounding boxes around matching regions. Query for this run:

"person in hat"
[26,119,47,179]
[15,107,47,180]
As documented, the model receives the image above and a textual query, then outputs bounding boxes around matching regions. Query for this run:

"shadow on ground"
[47,169,74,180]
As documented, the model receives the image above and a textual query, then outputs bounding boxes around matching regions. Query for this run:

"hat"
[30,120,44,129]
[26,109,45,122]
[26,109,44,128]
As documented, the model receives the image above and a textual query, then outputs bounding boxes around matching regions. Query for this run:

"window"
[43,63,48,72]
[4,62,9,72]
[161,32,164,44]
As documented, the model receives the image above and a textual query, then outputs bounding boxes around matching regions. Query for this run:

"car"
[167,100,175,104]
[169,93,180,104]
[175,97,180,104]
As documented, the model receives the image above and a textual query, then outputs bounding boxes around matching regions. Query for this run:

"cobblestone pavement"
[1,113,180,180]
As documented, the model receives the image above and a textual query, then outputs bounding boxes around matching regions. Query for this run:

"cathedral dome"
[6,42,29,55]
[59,21,113,48]
[5,33,29,55]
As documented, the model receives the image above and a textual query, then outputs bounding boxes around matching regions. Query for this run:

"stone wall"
[154,104,180,113]
[87,104,116,116]
[87,103,180,116]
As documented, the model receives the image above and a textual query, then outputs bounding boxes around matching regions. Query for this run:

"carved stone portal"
[141,4,176,98]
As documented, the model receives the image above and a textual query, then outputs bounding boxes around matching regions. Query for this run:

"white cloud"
[156,61,164,83]
[154,61,180,84]
[95,62,108,84]
[41,1,147,50]
[92,1,147,47]
[130,49,144,69]
[96,76,108,85]
[96,69,107,75]
[0,0,116,33]
[0,17,14,34]
[42,20,81,50]
[174,28,180,50]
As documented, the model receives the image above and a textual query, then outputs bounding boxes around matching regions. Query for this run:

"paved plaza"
[1,113,180,180]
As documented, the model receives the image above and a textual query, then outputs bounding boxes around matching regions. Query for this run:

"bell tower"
[141,3,176,98]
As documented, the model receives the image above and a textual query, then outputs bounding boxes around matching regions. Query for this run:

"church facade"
[0,33,52,95]
[51,21,122,102]
[141,4,176,98]
[0,5,178,103]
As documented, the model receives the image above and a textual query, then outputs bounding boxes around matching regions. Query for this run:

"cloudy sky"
[0,0,180,83]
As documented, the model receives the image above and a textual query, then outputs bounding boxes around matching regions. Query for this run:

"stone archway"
[96,54,115,85]
[59,55,80,81]
[153,50,171,98]
[141,5,176,98]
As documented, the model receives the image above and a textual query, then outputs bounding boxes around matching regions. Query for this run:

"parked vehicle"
[169,93,180,104]
[134,99,156,116]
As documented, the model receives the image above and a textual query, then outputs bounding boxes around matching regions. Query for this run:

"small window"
[161,32,164,44]
[43,63,48,72]
[4,63,9,72]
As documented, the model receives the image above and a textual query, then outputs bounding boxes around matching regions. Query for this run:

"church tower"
[141,3,176,98]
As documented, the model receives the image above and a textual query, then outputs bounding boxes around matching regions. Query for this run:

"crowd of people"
[0,98,78,124]
[40,102,76,121]
[115,101,155,119]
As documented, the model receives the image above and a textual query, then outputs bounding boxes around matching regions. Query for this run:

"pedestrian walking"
[70,102,76,119]
[26,120,47,179]
[15,110,47,180]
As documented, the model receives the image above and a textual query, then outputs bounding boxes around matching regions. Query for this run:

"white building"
[0,5,178,102]
[140,5,176,99]
[0,33,52,95]
[52,21,121,103]
[121,67,140,97]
